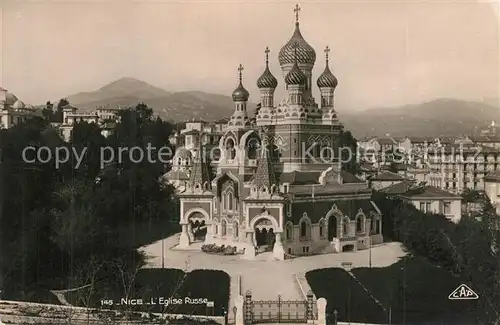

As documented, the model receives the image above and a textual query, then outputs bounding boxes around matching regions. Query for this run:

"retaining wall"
[0,300,225,325]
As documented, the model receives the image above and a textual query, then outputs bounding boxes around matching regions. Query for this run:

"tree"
[67,121,107,180]
[462,188,483,204]
[50,98,69,123]
[338,130,360,175]
[375,192,500,324]
[41,101,54,120]
[0,103,178,308]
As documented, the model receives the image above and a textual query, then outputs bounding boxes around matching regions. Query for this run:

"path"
[140,234,404,297]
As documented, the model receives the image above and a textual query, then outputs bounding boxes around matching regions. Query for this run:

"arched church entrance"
[187,211,207,242]
[327,214,338,241]
[254,219,276,253]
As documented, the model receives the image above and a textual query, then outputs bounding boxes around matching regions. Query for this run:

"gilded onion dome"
[317,46,338,89]
[278,5,316,66]
[232,64,250,101]
[257,47,278,89]
[285,43,307,86]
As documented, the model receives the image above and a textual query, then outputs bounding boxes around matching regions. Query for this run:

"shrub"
[201,244,237,255]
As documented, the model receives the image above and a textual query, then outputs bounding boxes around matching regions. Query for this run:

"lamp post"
[369,236,372,268]
[341,262,353,325]
[161,236,165,268]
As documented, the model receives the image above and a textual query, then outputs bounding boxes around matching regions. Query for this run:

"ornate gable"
[319,166,343,185]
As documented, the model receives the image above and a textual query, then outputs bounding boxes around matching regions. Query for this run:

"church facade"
[168,5,383,260]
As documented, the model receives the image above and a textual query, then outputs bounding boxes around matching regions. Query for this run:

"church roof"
[257,47,278,89]
[288,184,372,197]
[289,199,379,223]
[279,170,364,185]
[317,46,337,89]
[251,147,277,188]
[189,138,212,189]
[278,23,316,66]
[189,156,211,189]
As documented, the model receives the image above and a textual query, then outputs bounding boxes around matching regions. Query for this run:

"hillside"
[60,78,498,136]
[67,77,170,105]
[341,99,499,138]
[64,78,247,121]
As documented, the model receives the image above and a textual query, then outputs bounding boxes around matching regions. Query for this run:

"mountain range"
[62,77,499,138]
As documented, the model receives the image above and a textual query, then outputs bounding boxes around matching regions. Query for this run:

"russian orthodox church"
[170,5,383,260]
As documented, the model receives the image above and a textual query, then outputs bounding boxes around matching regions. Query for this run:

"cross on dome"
[324,46,330,62]
[237,64,244,83]
[257,47,278,89]
[294,4,301,23]
[232,63,249,101]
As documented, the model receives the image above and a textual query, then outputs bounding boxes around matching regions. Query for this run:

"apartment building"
[484,170,500,214]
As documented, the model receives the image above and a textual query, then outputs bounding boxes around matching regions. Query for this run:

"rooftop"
[371,171,405,181]
[279,170,365,185]
[399,185,462,200]
[379,180,417,195]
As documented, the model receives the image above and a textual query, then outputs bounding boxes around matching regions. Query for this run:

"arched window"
[177,157,181,165]
[221,220,227,236]
[247,138,259,160]
[227,192,233,210]
[300,221,307,238]
[233,222,239,238]
[356,216,363,232]
[214,224,218,234]
[286,224,293,240]
[226,138,236,159]
[319,221,324,237]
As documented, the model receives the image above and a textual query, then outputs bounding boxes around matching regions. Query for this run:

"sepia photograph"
[0,0,499,324]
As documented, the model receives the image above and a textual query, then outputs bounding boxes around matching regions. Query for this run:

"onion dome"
[317,46,338,89]
[13,100,25,109]
[232,64,250,101]
[284,43,307,86]
[5,92,18,105]
[257,47,278,89]
[278,5,316,66]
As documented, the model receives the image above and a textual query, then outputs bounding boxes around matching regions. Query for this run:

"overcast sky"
[1,0,498,110]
